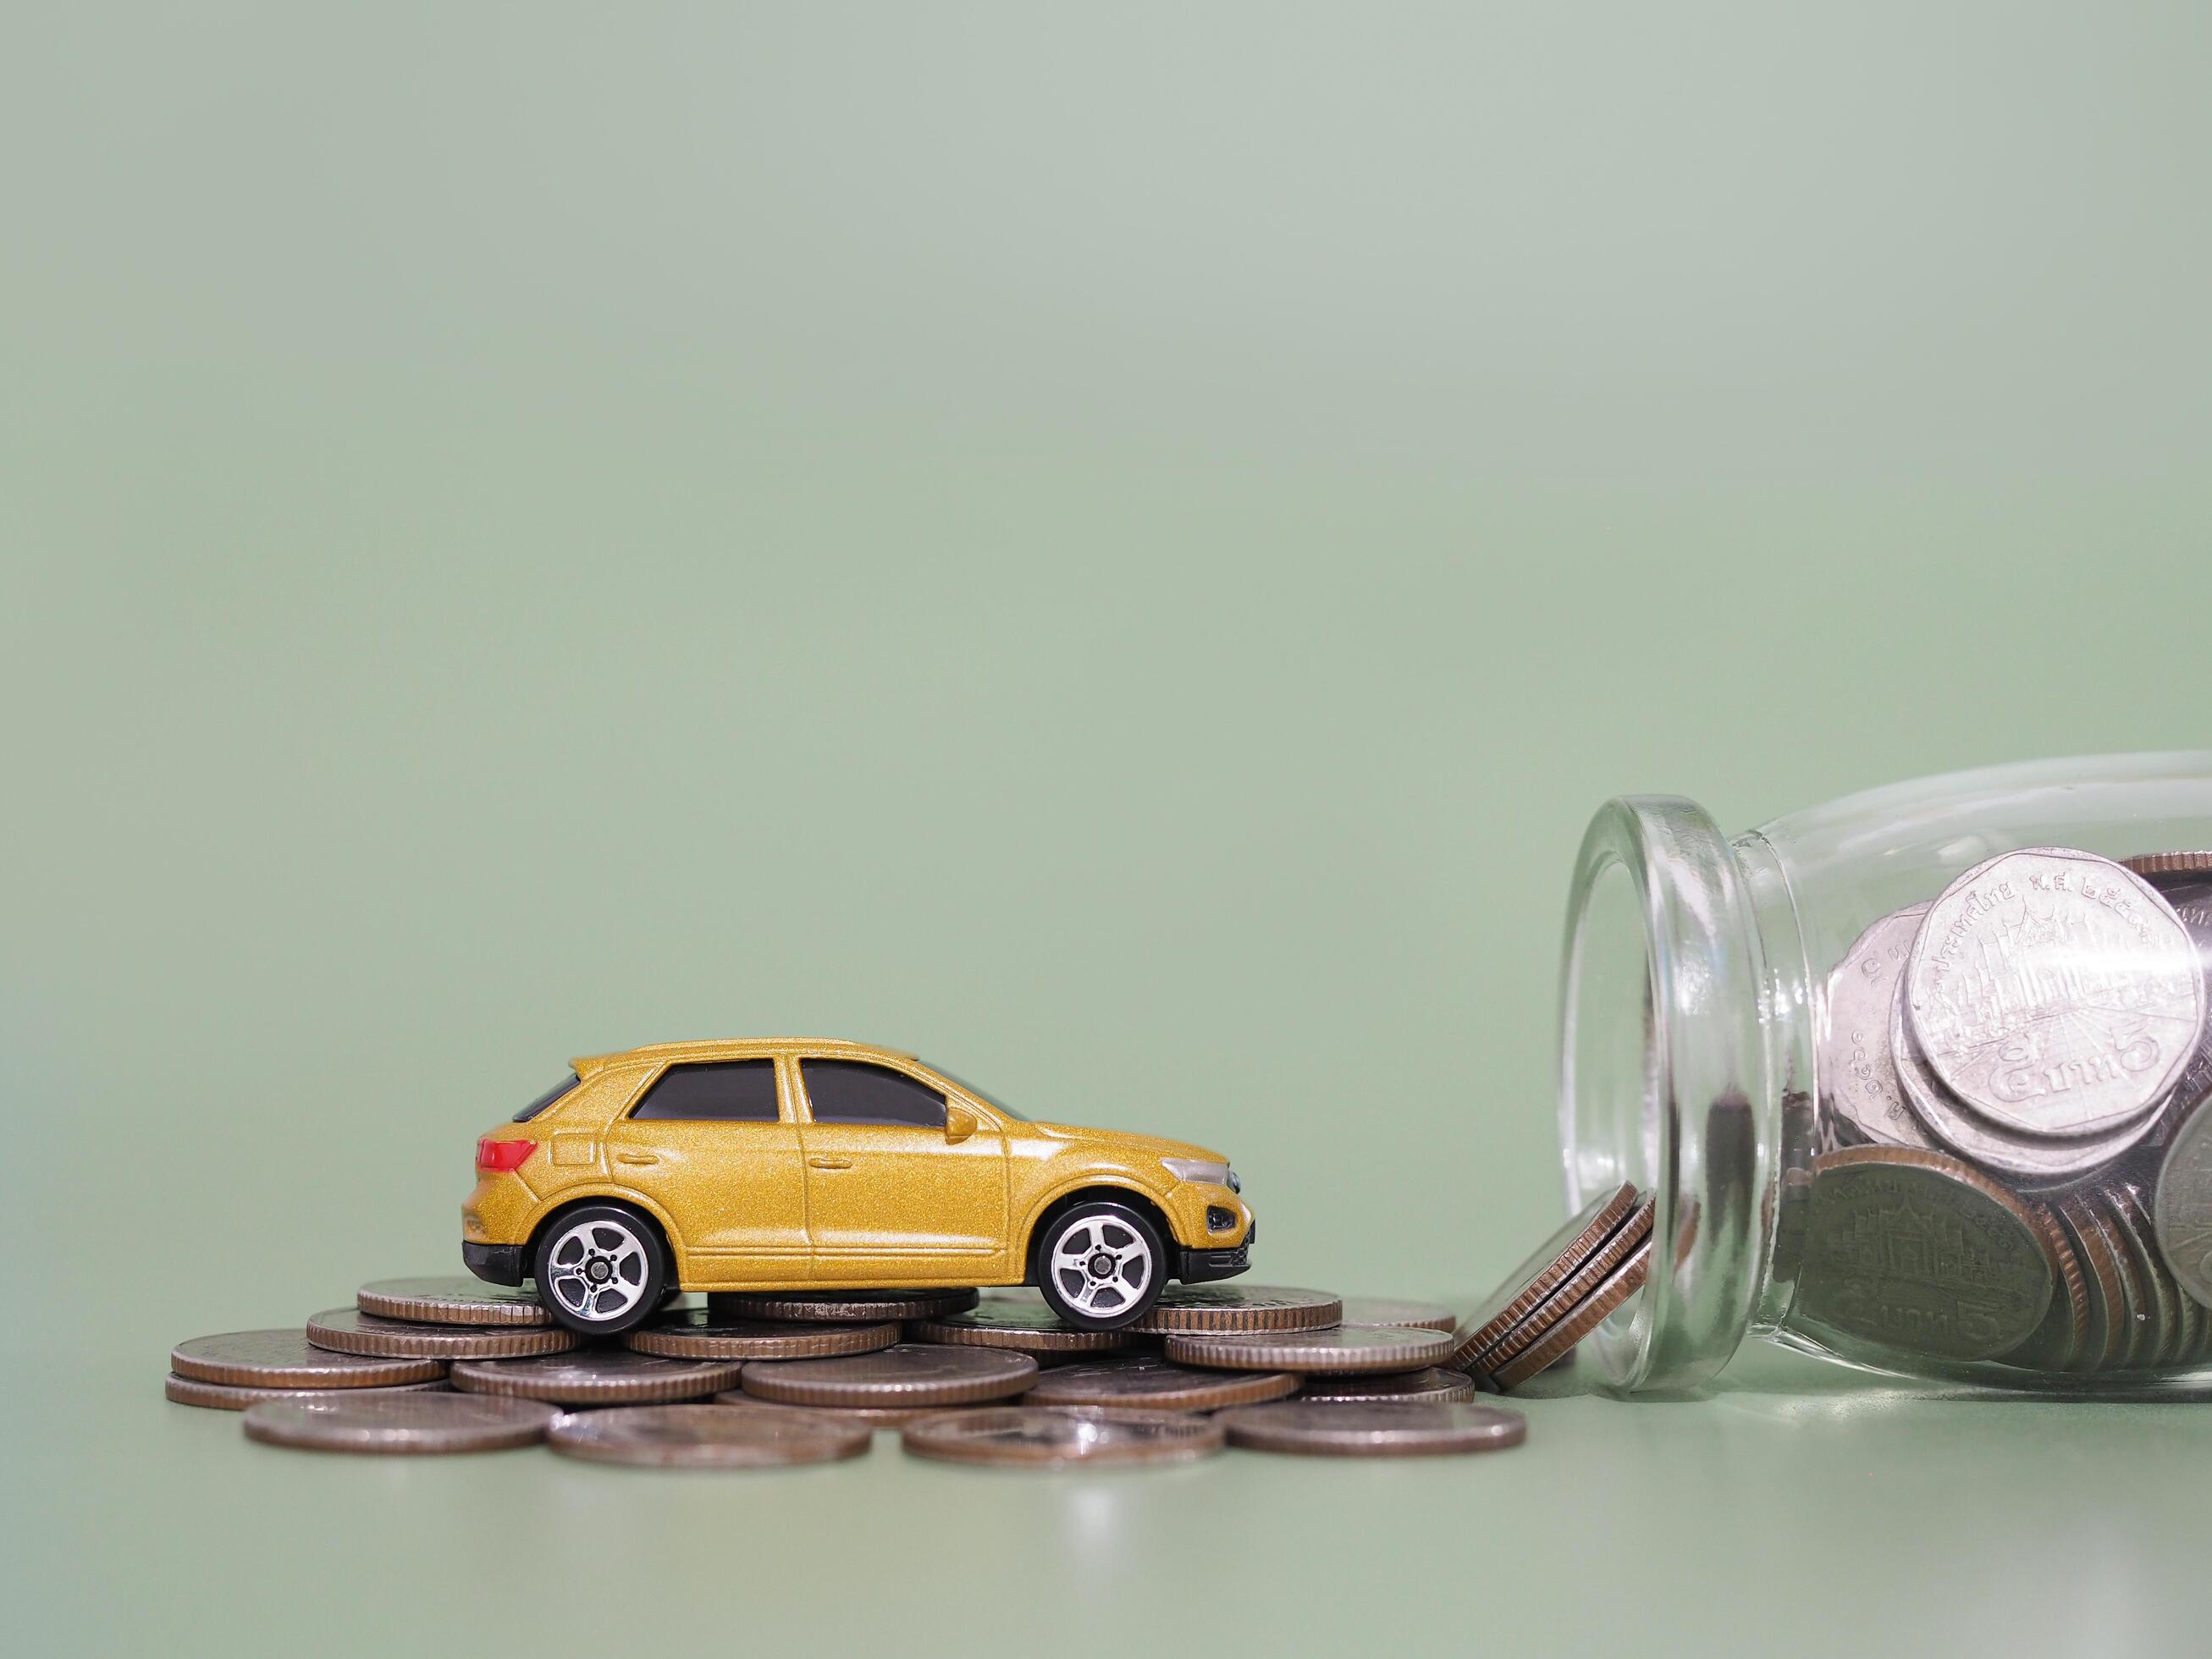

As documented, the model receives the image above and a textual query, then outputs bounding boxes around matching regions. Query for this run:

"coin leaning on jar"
[1445,1182,1641,1374]
[1905,848,2203,1141]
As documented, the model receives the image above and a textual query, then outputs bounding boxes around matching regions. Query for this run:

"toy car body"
[464,1038,1254,1335]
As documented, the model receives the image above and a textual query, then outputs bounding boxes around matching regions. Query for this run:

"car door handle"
[808,1156,853,1171]
[614,1152,659,1166]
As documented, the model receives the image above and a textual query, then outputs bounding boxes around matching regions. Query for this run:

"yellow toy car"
[463,1038,1254,1337]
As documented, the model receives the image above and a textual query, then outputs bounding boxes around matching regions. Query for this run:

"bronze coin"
[1791,1148,2055,1364]
[548,1402,873,1469]
[1023,1353,1302,1412]
[1217,1399,1526,1458]
[1163,1325,1453,1375]
[2124,851,2212,880]
[356,1276,553,1326]
[242,1392,559,1454]
[450,1349,746,1404]
[2088,1189,2159,1370]
[170,1329,446,1390]
[742,1342,1039,1408]
[1337,1297,1457,1333]
[901,1405,1225,1468]
[1491,1236,1653,1390]
[714,1390,986,1430]
[1445,1182,1641,1369]
[1462,1197,1656,1376]
[305,1307,575,1360]
[1296,1368,1478,1404]
[165,1375,448,1412]
[705,1288,979,1323]
[624,1309,900,1360]
[1130,1286,1343,1334]
[907,1290,1129,1354]
[2055,1196,2127,1372]
[2003,1204,2092,1372]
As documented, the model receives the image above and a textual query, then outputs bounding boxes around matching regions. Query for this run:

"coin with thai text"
[624,1309,900,1360]
[170,1330,446,1389]
[907,1291,1130,1353]
[902,1406,1224,1468]
[704,1288,979,1323]
[1336,1297,1457,1332]
[1023,1353,1301,1411]
[1131,1286,1343,1334]
[548,1402,873,1469]
[1794,1147,2055,1362]
[304,1307,574,1360]
[2155,1096,2212,1311]
[450,1349,746,1404]
[356,1276,553,1326]
[1217,1400,1525,1458]
[1296,1368,1478,1404]
[1821,904,1938,1151]
[1906,848,2202,1138]
[1446,1182,1640,1371]
[2000,1202,2091,1372]
[1163,1325,1451,1375]
[243,1392,559,1454]
[742,1343,1039,1408]
[165,1375,448,1411]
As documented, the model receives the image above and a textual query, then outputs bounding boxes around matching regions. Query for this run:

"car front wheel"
[532,1204,668,1337]
[1034,1199,1166,1331]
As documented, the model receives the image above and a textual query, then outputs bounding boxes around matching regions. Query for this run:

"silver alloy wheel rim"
[546,1218,652,1323]
[1050,1214,1154,1317]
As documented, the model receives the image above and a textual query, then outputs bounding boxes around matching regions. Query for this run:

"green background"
[6,4,2211,1654]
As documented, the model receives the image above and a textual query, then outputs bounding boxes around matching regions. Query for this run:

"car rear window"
[514,1074,580,1123]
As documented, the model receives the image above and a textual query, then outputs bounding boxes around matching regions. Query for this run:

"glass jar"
[1559,751,2212,1393]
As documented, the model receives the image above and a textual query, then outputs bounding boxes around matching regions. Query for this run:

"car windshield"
[919,1060,1030,1122]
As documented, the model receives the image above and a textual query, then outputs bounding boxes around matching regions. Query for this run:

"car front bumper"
[463,1240,527,1287]
[1174,1220,1254,1283]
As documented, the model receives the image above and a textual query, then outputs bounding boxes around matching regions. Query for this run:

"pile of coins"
[168,1278,1543,1466]
[1796,846,2212,1373]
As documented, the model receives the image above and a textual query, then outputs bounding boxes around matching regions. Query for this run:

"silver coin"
[1906,848,2203,1138]
[1820,904,1937,1150]
[2154,1094,2212,1309]
[1892,991,2150,1182]
[548,1402,874,1469]
[241,1392,559,1454]
[1216,1399,1526,1458]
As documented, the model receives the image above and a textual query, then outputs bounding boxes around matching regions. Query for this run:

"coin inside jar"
[623,1309,901,1360]
[901,1406,1225,1468]
[1794,1147,2057,1362]
[242,1392,559,1454]
[547,1403,873,1469]
[741,1343,1039,1408]
[1216,1399,1526,1458]
[1906,848,2203,1141]
[450,1349,746,1404]
[1023,1353,1302,1412]
[1820,904,1937,1152]
[2155,1094,2212,1312]
[1130,1286,1343,1334]
[356,1276,554,1326]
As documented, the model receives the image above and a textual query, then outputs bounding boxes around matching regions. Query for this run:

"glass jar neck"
[1558,796,1812,1392]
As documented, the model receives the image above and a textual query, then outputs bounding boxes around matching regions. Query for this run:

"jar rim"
[1558,795,1778,1392]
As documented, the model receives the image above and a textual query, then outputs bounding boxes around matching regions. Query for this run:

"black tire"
[532,1204,669,1337]
[1032,1199,1167,1331]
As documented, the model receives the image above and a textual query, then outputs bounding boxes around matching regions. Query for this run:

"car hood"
[1017,1122,1229,1166]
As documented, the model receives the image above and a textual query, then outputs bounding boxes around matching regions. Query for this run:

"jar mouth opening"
[1558,796,1777,1392]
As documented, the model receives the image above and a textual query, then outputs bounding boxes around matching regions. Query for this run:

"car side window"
[629,1060,781,1122]
[801,1059,946,1128]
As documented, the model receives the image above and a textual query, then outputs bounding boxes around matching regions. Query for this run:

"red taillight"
[477,1136,535,1173]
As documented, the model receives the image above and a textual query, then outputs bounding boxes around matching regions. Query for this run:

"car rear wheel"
[1034,1199,1166,1331]
[532,1204,668,1337]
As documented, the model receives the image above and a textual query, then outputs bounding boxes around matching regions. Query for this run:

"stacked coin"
[1791,847,2212,1375]
[1442,1182,1654,1392]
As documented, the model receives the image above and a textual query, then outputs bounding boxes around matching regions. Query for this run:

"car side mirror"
[944,1105,978,1144]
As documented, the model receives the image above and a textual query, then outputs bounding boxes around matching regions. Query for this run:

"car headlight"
[1163,1157,1232,1187]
